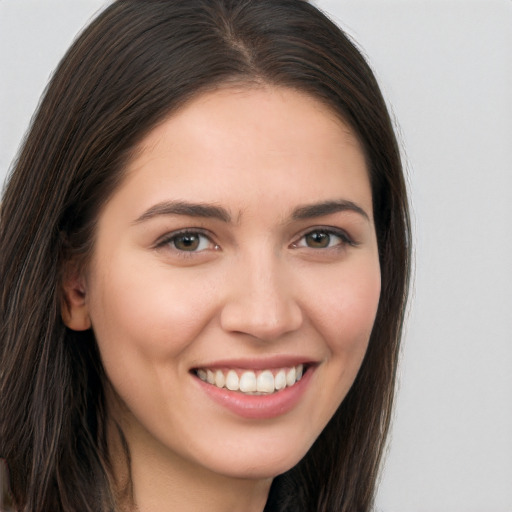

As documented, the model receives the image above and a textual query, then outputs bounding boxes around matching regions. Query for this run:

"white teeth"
[286,367,296,387]
[274,369,286,390]
[225,370,239,391]
[239,371,257,392]
[196,364,306,394]
[215,370,225,388]
[257,370,275,393]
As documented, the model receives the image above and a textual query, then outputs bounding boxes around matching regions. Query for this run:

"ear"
[61,265,91,331]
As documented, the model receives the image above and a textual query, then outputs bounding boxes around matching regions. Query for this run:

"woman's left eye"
[158,231,217,252]
[293,229,353,249]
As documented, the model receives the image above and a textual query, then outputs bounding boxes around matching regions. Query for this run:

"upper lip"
[191,355,318,371]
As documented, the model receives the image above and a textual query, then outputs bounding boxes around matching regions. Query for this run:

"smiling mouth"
[194,364,305,395]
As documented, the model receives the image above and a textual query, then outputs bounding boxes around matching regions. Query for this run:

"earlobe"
[61,271,92,331]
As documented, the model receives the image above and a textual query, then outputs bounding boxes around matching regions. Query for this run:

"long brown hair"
[0,1,410,510]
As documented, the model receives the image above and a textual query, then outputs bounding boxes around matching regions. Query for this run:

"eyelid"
[154,228,219,252]
[152,225,357,255]
[291,226,357,249]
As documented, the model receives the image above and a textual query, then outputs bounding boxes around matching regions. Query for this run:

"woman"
[0,1,410,511]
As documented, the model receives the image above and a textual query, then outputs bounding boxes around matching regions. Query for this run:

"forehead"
[132,84,362,167]
[108,85,372,223]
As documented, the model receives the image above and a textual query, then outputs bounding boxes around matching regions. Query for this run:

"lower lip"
[194,367,313,420]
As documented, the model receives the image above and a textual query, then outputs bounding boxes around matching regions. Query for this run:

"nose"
[220,252,303,341]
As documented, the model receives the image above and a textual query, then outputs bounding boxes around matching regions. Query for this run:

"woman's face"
[66,86,380,481]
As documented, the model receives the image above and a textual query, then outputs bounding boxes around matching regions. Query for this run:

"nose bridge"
[220,246,303,340]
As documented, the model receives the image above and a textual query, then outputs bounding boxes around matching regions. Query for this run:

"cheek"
[306,259,381,355]
[86,255,219,367]
[288,259,381,446]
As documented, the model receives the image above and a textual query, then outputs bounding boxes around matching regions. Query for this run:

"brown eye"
[173,233,201,251]
[305,231,331,248]
[164,232,215,252]
[292,229,353,250]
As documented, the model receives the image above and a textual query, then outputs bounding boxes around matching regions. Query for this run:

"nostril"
[219,262,303,340]
[219,303,303,341]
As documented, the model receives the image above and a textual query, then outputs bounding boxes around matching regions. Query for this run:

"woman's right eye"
[157,231,218,253]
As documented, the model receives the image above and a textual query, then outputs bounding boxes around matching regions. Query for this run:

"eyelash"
[155,229,218,255]
[291,227,356,250]
[155,227,356,256]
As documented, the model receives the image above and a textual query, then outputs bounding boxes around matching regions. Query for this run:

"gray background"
[1,1,511,511]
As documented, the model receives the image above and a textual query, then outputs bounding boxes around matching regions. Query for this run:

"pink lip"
[193,355,315,371]
[193,365,314,420]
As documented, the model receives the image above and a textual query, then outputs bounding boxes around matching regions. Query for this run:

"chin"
[200,437,314,481]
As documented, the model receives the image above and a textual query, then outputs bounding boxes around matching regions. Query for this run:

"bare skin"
[63,85,380,511]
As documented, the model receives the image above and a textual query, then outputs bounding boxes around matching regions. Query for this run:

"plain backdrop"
[1,1,511,511]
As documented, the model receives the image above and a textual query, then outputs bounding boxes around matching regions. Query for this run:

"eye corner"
[290,227,358,251]
[154,229,220,255]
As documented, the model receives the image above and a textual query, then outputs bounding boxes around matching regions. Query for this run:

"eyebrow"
[292,200,370,222]
[133,201,232,224]
[133,198,369,225]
